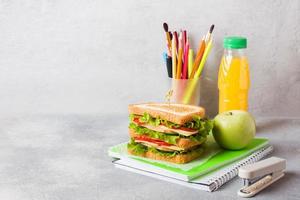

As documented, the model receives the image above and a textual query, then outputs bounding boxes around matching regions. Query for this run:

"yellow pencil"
[188,49,194,78]
[176,34,183,79]
[195,39,213,78]
[171,37,177,78]
[183,39,213,103]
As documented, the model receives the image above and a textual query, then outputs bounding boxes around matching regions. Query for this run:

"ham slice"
[135,140,185,152]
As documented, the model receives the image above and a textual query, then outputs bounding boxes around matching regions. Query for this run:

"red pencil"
[182,38,189,79]
[183,30,187,46]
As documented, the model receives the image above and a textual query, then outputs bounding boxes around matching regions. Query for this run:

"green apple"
[212,110,256,150]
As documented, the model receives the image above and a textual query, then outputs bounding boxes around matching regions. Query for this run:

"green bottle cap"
[223,36,247,49]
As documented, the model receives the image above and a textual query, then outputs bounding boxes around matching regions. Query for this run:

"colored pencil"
[171,36,177,78]
[176,33,183,79]
[174,31,178,51]
[182,38,189,79]
[183,30,187,46]
[163,23,214,80]
[190,36,206,78]
[188,49,194,78]
[195,38,213,78]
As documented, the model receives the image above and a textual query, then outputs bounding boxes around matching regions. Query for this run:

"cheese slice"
[135,140,185,152]
[137,123,198,136]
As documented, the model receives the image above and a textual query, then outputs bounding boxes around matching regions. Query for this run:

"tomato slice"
[133,117,144,126]
[134,135,171,146]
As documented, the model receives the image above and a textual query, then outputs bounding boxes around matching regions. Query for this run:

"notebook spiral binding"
[207,145,274,191]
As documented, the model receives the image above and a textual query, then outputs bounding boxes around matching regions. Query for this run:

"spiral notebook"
[109,138,272,191]
[113,145,273,191]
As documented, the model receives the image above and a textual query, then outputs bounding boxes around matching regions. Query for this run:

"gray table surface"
[1,115,300,200]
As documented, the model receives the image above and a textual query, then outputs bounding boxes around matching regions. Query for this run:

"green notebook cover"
[109,137,269,180]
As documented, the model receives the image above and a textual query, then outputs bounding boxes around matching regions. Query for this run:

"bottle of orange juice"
[218,37,250,113]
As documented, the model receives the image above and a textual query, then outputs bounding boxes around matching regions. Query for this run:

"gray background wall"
[0,0,299,117]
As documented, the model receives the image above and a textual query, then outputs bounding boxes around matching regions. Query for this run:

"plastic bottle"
[218,36,250,113]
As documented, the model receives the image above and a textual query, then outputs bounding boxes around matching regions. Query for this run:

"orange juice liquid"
[218,55,250,113]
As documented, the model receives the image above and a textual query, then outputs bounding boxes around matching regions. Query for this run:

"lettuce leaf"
[186,116,214,137]
[129,123,179,145]
[130,113,213,133]
[127,140,204,158]
[129,122,210,145]
[127,138,147,155]
[130,113,181,128]
[129,113,213,137]
[148,146,179,157]
[127,140,178,157]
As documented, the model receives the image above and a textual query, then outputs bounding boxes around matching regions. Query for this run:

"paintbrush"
[205,24,215,44]
[163,23,172,51]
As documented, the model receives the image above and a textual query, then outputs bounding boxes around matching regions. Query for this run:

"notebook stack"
[108,136,272,192]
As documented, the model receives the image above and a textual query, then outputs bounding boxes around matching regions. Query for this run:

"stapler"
[237,157,286,198]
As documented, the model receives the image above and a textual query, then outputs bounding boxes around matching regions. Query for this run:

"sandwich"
[127,103,213,164]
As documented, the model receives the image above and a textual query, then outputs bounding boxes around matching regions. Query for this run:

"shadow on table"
[256,119,290,134]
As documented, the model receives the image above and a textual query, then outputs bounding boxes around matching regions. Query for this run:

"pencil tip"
[163,23,168,32]
[173,31,178,38]
[209,24,215,33]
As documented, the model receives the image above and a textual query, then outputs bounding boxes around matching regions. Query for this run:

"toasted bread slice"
[128,145,204,164]
[129,129,206,149]
[128,103,205,125]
